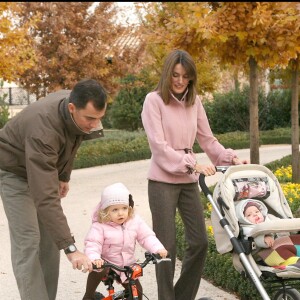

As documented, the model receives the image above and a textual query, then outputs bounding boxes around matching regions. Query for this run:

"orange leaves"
[236,32,248,41]
[138,1,300,93]
[138,2,222,94]
[276,37,286,49]
[251,2,273,27]
[0,2,37,82]
[12,2,143,97]
[208,2,300,69]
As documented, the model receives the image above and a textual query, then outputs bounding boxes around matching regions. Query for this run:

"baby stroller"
[199,164,300,300]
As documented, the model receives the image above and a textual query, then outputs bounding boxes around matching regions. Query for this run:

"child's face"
[107,204,129,225]
[244,205,264,224]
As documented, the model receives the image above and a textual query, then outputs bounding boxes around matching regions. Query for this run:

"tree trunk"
[264,69,270,95]
[234,67,240,92]
[249,56,260,164]
[291,57,300,183]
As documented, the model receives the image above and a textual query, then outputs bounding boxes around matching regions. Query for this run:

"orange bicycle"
[93,252,171,300]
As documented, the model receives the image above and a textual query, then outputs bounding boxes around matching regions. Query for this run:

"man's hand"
[59,181,69,198]
[66,250,93,273]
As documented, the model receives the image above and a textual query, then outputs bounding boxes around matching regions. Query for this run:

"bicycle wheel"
[95,291,105,300]
[273,287,300,300]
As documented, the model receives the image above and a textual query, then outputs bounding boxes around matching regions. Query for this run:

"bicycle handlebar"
[92,252,171,273]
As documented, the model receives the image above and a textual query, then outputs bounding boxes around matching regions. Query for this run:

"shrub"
[263,89,292,130]
[108,75,151,131]
[203,86,293,134]
[0,89,9,128]
[73,128,293,170]
[73,130,151,169]
[203,86,261,133]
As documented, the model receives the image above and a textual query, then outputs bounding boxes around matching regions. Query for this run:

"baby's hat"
[243,201,261,214]
[99,182,130,210]
[235,199,268,225]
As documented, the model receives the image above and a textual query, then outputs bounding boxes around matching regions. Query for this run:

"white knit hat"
[99,182,130,210]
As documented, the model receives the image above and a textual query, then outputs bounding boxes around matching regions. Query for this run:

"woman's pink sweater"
[141,91,237,184]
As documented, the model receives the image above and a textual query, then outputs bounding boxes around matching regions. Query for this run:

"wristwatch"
[64,244,77,254]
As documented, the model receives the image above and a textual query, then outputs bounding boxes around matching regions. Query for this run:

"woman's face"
[171,63,190,95]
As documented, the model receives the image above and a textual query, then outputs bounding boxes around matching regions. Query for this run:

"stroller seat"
[209,164,300,283]
[211,165,296,253]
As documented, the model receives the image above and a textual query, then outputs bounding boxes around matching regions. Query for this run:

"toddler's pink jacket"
[141,91,237,183]
[84,206,165,282]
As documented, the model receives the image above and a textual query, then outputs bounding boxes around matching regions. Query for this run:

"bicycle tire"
[95,291,105,300]
[113,290,126,299]
[273,287,300,300]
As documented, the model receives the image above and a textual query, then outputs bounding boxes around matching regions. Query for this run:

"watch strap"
[64,244,77,254]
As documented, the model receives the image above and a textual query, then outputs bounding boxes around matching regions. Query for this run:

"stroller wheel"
[273,286,300,300]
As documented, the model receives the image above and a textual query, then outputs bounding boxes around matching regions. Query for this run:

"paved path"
[0,144,294,299]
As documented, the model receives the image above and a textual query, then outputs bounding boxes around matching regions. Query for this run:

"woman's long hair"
[155,49,198,106]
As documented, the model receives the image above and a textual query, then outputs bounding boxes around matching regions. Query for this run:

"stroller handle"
[199,166,229,196]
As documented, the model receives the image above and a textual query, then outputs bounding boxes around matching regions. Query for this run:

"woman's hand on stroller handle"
[199,166,229,197]
[232,157,249,165]
[194,164,216,176]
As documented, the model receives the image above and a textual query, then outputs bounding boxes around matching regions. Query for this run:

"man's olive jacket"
[0,90,103,249]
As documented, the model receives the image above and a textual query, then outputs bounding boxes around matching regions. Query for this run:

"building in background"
[1,81,36,117]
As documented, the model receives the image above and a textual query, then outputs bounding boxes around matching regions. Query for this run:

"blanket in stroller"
[257,235,300,270]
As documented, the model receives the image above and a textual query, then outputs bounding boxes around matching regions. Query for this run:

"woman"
[141,49,248,300]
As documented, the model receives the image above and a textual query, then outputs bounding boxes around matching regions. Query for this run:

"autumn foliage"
[12,2,144,98]
[137,2,299,172]
[0,2,36,82]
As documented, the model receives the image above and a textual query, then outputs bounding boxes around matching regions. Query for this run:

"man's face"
[68,101,106,133]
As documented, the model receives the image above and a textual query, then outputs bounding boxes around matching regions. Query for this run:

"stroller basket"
[199,164,300,300]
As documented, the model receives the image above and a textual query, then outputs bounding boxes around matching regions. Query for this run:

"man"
[0,79,107,300]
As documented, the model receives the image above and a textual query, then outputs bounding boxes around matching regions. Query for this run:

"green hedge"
[74,128,293,170]
[203,87,294,134]
[73,130,151,169]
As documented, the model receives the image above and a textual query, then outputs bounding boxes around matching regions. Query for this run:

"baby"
[243,200,274,247]
[236,199,300,270]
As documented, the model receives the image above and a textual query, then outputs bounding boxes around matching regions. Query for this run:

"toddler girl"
[82,182,168,300]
